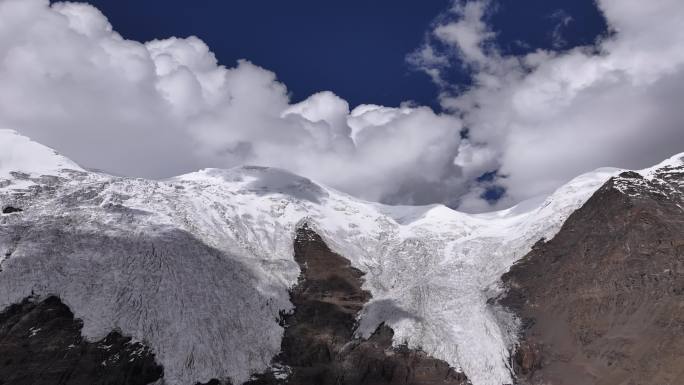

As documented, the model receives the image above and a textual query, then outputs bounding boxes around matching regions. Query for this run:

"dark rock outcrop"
[242,225,469,385]
[501,164,684,385]
[1,206,22,214]
[0,296,163,385]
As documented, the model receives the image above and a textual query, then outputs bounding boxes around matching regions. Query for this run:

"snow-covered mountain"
[0,129,681,385]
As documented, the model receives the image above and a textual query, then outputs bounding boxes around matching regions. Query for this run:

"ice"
[1,130,678,385]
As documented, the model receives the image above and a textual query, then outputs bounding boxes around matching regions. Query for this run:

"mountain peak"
[0,129,83,180]
[0,132,682,385]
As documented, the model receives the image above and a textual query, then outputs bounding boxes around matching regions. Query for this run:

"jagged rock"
[0,296,163,385]
[238,226,470,385]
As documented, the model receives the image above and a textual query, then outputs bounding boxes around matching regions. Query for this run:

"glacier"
[2,128,670,385]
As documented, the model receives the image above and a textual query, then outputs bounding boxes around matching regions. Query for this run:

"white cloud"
[2,0,683,211]
[408,0,499,88]
[433,0,494,66]
[0,0,465,206]
[412,0,684,209]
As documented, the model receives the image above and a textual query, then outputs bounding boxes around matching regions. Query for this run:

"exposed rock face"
[0,296,163,385]
[242,226,470,385]
[501,164,684,384]
[1,206,21,214]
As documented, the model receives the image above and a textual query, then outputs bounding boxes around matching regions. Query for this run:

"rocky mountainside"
[242,225,470,385]
[0,296,162,385]
[501,160,684,384]
[0,129,682,385]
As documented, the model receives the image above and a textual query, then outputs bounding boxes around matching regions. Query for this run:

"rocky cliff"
[501,161,684,384]
[243,225,470,385]
[0,296,162,385]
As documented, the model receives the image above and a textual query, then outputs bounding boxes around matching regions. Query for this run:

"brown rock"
[0,296,163,385]
[501,164,684,385]
[241,225,470,385]
[513,340,542,375]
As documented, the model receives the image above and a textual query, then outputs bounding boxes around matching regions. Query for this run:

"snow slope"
[2,130,677,385]
[0,129,83,184]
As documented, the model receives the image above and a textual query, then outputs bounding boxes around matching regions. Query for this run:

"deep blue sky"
[81,0,607,110]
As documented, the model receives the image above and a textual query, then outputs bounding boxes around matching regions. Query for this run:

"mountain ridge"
[500,156,684,384]
[0,129,682,385]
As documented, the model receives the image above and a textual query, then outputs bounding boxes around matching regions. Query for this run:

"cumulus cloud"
[0,0,465,206]
[433,0,494,66]
[411,0,684,210]
[2,0,683,211]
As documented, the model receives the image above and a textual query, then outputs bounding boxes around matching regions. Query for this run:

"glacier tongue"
[0,130,643,385]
